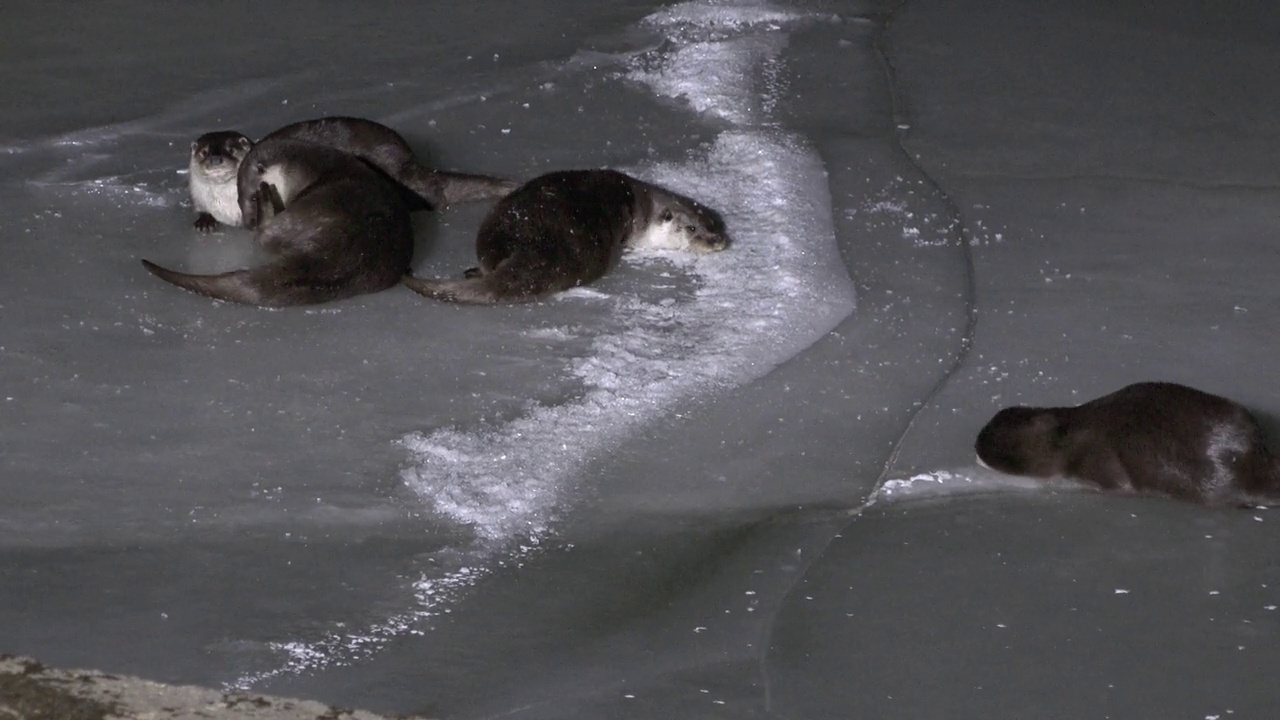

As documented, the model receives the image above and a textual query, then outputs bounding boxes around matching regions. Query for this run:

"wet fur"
[975,382,1280,507]
[403,169,729,304]
[260,116,515,211]
[186,117,514,229]
[144,139,413,306]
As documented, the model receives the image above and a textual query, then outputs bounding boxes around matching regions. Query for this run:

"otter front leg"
[255,181,286,224]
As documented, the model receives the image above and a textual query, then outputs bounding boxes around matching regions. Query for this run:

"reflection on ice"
[870,467,1088,506]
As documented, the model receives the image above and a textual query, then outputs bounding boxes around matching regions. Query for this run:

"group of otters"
[141,116,1280,511]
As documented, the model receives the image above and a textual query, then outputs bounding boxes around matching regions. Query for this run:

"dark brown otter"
[144,138,412,306]
[403,169,730,304]
[975,382,1280,507]
[186,116,516,230]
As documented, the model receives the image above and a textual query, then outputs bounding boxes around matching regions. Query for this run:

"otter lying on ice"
[403,169,730,304]
[976,382,1280,507]
[187,116,516,231]
[146,138,413,306]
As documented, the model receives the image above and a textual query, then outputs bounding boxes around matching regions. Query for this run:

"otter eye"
[661,209,673,222]
[686,224,697,233]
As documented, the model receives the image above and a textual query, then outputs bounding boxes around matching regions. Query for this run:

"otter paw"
[193,212,218,232]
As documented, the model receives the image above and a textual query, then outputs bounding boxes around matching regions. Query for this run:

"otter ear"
[190,141,199,153]
[661,208,673,222]
[236,136,252,151]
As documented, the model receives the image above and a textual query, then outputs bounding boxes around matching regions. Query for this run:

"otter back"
[262,116,515,210]
[404,169,729,304]
[144,138,413,307]
[975,382,1280,507]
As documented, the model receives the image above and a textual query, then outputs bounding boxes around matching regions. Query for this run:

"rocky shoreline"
[0,656,429,720]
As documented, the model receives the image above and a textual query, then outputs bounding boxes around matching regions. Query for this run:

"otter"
[189,131,253,231]
[975,382,1280,507]
[403,169,729,304]
[186,116,516,230]
[144,138,413,306]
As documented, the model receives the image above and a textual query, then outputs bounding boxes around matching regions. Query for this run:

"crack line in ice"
[839,0,978,519]
[232,0,855,688]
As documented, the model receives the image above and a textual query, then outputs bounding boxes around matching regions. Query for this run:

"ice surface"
[201,0,858,685]
[402,129,852,544]
[871,467,1048,504]
[8,0,1280,717]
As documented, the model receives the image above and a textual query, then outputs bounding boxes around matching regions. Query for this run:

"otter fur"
[975,382,1280,507]
[189,131,253,231]
[145,138,412,306]
[186,116,516,229]
[403,169,729,304]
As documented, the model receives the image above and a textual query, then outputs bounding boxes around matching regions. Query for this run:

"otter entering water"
[186,116,516,230]
[975,382,1280,507]
[403,169,730,304]
[145,138,413,306]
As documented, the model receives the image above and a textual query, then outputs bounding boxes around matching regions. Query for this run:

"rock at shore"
[0,655,430,720]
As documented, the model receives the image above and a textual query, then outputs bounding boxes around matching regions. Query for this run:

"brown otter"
[975,382,1280,507]
[144,138,413,306]
[403,169,730,304]
[187,116,516,230]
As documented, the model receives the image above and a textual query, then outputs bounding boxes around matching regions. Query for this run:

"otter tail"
[403,257,556,304]
[401,275,526,304]
[398,162,518,209]
[141,259,352,307]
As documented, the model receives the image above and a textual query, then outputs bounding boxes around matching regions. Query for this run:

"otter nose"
[207,156,224,166]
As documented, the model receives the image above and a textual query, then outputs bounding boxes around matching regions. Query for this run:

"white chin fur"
[190,176,243,226]
[629,221,693,251]
[259,166,294,204]
[198,166,239,183]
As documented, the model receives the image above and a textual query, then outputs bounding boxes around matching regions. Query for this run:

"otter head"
[632,198,730,254]
[975,406,1067,478]
[236,147,306,231]
[189,131,253,181]
[665,201,730,253]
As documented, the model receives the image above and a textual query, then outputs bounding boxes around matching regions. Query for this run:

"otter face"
[974,406,1066,478]
[190,131,253,180]
[633,203,730,253]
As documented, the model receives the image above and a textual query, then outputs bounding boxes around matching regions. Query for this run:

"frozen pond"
[4,0,1280,717]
